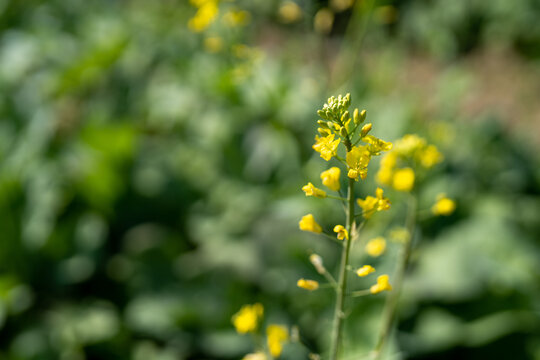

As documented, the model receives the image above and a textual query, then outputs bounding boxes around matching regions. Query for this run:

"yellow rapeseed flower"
[356,265,375,277]
[321,167,341,191]
[313,134,340,161]
[333,225,349,240]
[232,303,264,334]
[297,278,319,291]
[392,167,415,192]
[357,188,390,218]
[279,1,303,23]
[346,145,371,180]
[370,274,392,294]
[299,214,323,233]
[302,182,327,198]
[188,0,219,32]
[365,237,386,257]
[267,324,289,357]
[362,135,392,155]
[419,144,443,168]
[432,194,456,216]
[314,8,334,34]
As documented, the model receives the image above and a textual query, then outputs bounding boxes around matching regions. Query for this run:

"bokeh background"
[1,0,539,359]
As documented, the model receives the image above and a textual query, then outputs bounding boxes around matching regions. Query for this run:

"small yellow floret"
[302,182,327,198]
[356,265,375,277]
[392,167,415,192]
[232,303,264,334]
[370,274,392,294]
[432,194,456,216]
[320,167,341,191]
[223,9,251,27]
[346,145,371,180]
[357,188,390,218]
[297,278,319,291]
[333,225,349,240]
[313,134,341,161]
[365,237,386,257]
[267,325,289,357]
[299,214,323,233]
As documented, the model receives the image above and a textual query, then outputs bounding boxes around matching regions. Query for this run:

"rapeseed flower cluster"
[233,303,290,358]
[376,134,443,192]
[295,94,394,354]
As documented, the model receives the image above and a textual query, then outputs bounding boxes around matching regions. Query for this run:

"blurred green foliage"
[0,0,539,359]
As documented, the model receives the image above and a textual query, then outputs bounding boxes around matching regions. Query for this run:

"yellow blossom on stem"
[357,188,391,218]
[432,194,456,216]
[320,167,341,191]
[297,278,319,291]
[299,214,323,233]
[370,274,392,294]
[302,182,327,198]
[362,135,393,155]
[232,303,264,334]
[356,265,375,277]
[346,145,371,180]
[333,225,349,240]
[267,325,289,357]
[313,134,341,161]
[392,167,415,192]
[365,237,386,257]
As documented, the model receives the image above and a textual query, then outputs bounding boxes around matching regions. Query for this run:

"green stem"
[329,137,356,360]
[372,194,417,359]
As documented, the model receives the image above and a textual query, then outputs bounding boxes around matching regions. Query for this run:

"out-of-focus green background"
[1,0,539,359]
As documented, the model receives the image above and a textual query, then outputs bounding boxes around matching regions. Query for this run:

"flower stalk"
[372,194,417,359]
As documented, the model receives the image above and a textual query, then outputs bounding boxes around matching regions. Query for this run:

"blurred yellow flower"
[432,194,456,216]
[392,167,415,192]
[313,134,340,161]
[299,214,322,233]
[389,227,410,243]
[365,237,386,257]
[204,36,223,53]
[297,278,319,291]
[302,182,327,198]
[243,352,267,360]
[267,324,289,357]
[223,9,251,27]
[370,274,392,294]
[279,1,303,23]
[188,0,219,32]
[346,145,370,180]
[330,0,354,12]
[232,303,264,334]
[419,144,443,168]
[333,225,349,240]
[320,167,341,191]
[356,265,375,277]
[314,8,334,34]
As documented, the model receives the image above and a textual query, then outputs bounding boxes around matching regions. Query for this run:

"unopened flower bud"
[353,108,360,124]
[318,127,331,136]
[309,254,325,274]
[339,127,348,137]
[360,123,372,137]
[360,109,367,122]
[317,110,327,119]
[340,110,349,123]
[317,120,329,129]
